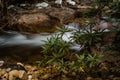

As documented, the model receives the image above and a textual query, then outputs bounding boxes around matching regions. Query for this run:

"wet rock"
[93,21,113,30]
[10,13,59,33]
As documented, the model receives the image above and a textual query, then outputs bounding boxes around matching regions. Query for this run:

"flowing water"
[0,22,117,64]
[0,23,82,57]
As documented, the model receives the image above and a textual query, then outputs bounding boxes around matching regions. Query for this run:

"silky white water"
[0,23,82,51]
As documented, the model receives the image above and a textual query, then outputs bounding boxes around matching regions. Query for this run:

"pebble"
[20,4,26,7]
[36,2,49,8]
[55,0,62,4]
[66,0,76,5]
[7,5,14,9]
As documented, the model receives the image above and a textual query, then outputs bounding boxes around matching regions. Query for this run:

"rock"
[7,6,76,33]
[93,21,113,30]
[49,8,75,24]
[0,69,8,79]
[11,13,59,33]
[41,74,50,79]
[55,0,62,5]
[62,69,68,74]
[0,62,27,80]
[7,5,14,9]
[28,74,32,80]
[0,60,4,66]
[71,71,76,76]
[66,0,76,6]
[8,70,27,80]
[86,77,93,80]
[36,2,49,8]
[17,62,24,66]
[1,73,8,80]
[20,4,26,7]
[26,65,39,80]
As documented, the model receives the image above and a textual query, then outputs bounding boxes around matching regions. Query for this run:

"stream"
[0,21,115,61]
[0,23,82,56]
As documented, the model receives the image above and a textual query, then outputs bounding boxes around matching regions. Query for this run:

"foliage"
[36,20,114,79]
[57,58,68,70]
[41,27,71,65]
[36,60,46,67]
[69,53,102,73]
[71,25,105,52]
[42,35,70,55]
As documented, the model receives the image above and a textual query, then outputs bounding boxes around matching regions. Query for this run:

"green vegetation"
[71,22,105,53]
[69,53,102,73]
[36,26,104,79]
[41,28,71,66]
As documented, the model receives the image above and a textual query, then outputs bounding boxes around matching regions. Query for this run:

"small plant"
[42,35,70,56]
[36,60,46,67]
[69,54,86,72]
[69,53,102,73]
[57,58,68,70]
[87,53,102,68]
[41,27,71,65]
[71,25,105,52]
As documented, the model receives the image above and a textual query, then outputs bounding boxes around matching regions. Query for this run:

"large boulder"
[9,13,59,33]
[7,7,76,33]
